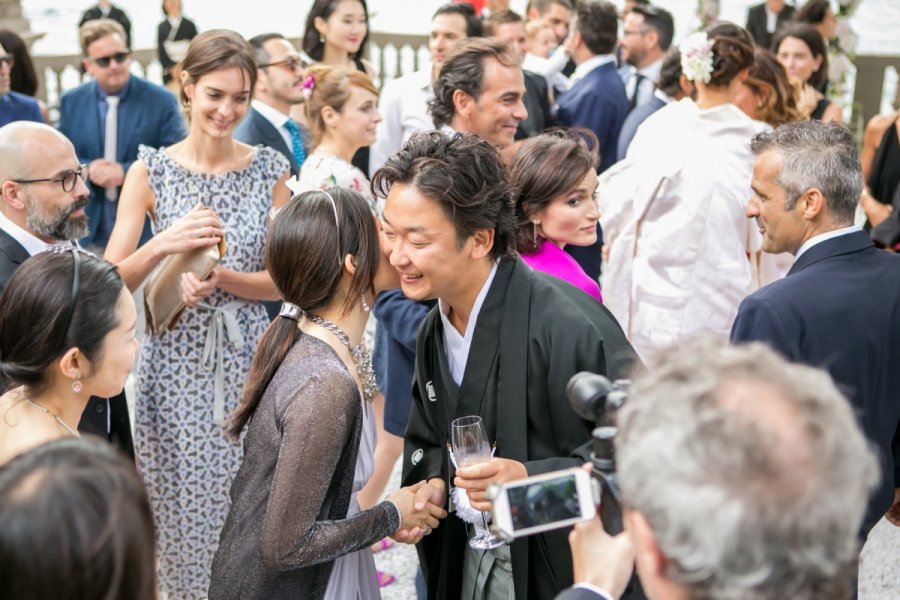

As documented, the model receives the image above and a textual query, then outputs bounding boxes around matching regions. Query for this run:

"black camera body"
[566,372,630,535]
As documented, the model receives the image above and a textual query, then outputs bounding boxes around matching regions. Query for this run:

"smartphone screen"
[507,472,581,532]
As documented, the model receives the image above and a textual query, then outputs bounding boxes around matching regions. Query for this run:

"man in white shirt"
[0,120,134,455]
[617,4,673,109]
[369,3,481,173]
[235,33,309,177]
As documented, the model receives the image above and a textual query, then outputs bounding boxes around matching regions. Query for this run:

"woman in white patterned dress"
[104,30,291,599]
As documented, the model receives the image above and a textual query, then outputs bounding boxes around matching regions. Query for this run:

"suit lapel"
[788,231,874,276]
[251,110,297,172]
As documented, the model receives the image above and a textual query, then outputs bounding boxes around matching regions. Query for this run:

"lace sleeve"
[258,368,400,570]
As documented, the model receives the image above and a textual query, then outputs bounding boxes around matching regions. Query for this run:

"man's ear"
[1,181,26,211]
[624,509,668,582]
[451,89,474,119]
[469,228,496,260]
[800,187,827,221]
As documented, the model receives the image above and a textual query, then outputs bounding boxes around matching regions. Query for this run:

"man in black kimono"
[373,131,639,600]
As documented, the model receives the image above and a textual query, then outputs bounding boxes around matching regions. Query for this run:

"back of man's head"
[630,4,675,52]
[574,1,619,56]
[616,341,878,600]
[750,121,861,227]
[428,37,520,129]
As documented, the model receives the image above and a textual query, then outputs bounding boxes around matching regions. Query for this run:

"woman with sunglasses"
[210,189,444,600]
[104,30,291,599]
[0,250,137,466]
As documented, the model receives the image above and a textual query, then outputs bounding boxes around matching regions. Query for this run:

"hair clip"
[302,74,316,99]
[679,32,715,84]
[279,302,303,321]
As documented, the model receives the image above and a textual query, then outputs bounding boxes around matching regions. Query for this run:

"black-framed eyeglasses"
[12,164,90,193]
[90,50,131,68]
[258,56,308,72]
[0,55,14,70]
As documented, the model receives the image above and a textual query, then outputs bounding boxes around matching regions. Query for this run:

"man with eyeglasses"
[0,43,44,127]
[0,120,134,456]
[58,18,185,251]
[617,4,673,109]
[235,33,309,177]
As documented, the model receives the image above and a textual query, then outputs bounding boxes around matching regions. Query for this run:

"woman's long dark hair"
[0,29,39,97]
[773,23,829,90]
[302,0,370,62]
[0,251,123,396]
[228,188,380,438]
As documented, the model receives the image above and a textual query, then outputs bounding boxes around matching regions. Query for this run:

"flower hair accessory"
[679,32,715,84]
[302,74,316,99]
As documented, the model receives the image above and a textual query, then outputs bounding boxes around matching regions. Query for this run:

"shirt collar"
[571,54,616,84]
[439,261,499,333]
[638,57,663,81]
[0,210,68,256]
[794,226,861,260]
[251,99,292,130]
[96,77,131,101]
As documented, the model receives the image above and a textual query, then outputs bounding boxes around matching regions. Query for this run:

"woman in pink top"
[509,129,603,301]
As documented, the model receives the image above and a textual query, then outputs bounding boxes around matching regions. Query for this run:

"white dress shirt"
[625,57,663,108]
[369,68,435,174]
[438,261,499,385]
[0,211,68,256]
[570,54,617,85]
[251,99,294,153]
[795,226,862,260]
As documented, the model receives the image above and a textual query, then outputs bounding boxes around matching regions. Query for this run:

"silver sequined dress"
[135,145,289,599]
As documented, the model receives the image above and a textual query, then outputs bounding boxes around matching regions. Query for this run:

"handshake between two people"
[387,457,529,544]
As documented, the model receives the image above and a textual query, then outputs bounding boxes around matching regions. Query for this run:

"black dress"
[868,117,900,246]
[157,16,199,84]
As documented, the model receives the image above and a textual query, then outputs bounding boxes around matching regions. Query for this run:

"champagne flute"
[450,416,506,550]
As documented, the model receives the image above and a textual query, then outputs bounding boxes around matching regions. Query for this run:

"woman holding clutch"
[104,30,291,600]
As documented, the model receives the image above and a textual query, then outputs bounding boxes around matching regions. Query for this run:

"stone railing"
[31,31,896,131]
[32,32,430,124]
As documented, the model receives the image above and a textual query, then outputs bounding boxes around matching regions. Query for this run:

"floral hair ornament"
[679,32,715,84]
[302,74,316,99]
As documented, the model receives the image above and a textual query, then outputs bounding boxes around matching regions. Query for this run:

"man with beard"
[236,33,309,177]
[0,121,134,456]
[617,4,674,109]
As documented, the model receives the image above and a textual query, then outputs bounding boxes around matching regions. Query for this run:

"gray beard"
[26,201,90,242]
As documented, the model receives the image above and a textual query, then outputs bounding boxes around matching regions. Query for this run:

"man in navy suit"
[59,19,185,250]
[235,33,308,177]
[0,43,43,127]
[731,121,900,537]
[0,121,133,456]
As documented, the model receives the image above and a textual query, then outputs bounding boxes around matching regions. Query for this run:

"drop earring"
[72,375,83,394]
[532,221,538,245]
[319,33,325,43]
[361,295,370,312]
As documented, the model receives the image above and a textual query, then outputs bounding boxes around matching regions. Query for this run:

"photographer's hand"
[454,458,527,512]
[569,514,634,600]
[886,487,900,527]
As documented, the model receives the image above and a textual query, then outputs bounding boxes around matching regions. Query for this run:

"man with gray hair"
[559,341,880,600]
[731,120,900,537]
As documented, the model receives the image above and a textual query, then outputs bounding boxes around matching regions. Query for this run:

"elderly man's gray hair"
[616,341,878,600]
[750,120,862,225]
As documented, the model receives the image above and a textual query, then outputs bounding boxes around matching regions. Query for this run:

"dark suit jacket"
[233,106,304,176]
[0,228,134,457]
[517,69,553,140]
[58,77,186,248]
[79,4,132,48]
[0,91,44,127]
[745,2,795,50]
[731,231,900,535]
[555,61,630,174]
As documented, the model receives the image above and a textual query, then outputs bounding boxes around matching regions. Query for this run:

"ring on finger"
[423,526,432,536]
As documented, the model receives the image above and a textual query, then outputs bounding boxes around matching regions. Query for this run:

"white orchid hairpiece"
[680,32,715,84]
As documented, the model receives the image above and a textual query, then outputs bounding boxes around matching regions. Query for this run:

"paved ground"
[374,458,900,600]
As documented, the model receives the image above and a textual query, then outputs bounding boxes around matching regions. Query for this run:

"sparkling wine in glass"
[450,416,506,550]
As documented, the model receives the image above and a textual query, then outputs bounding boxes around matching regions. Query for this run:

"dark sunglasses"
[90,51,131,68]
[258,56,308,72]
[0,55,14,69]
[13,164,90,193]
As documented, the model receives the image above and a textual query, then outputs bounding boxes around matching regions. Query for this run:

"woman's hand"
[386,479,448,542]
[155,205,225,257]
[181,268,220,307]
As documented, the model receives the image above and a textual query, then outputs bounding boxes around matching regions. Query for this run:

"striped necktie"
[283,119,306,168]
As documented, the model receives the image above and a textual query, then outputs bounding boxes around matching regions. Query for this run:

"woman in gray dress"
[209,188,445,600]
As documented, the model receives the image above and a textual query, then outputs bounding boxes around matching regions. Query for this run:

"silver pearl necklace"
[307,314,378,403]
[20,392,81,438]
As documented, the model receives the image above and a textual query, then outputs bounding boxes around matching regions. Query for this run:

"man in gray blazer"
[235,33,309,177]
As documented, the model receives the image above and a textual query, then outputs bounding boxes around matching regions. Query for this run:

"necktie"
[283,119,306,168]
[104,95,119,201]
[630,73,646,110]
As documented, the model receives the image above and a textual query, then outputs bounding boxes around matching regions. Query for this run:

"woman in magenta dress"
[509,129,602,301]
